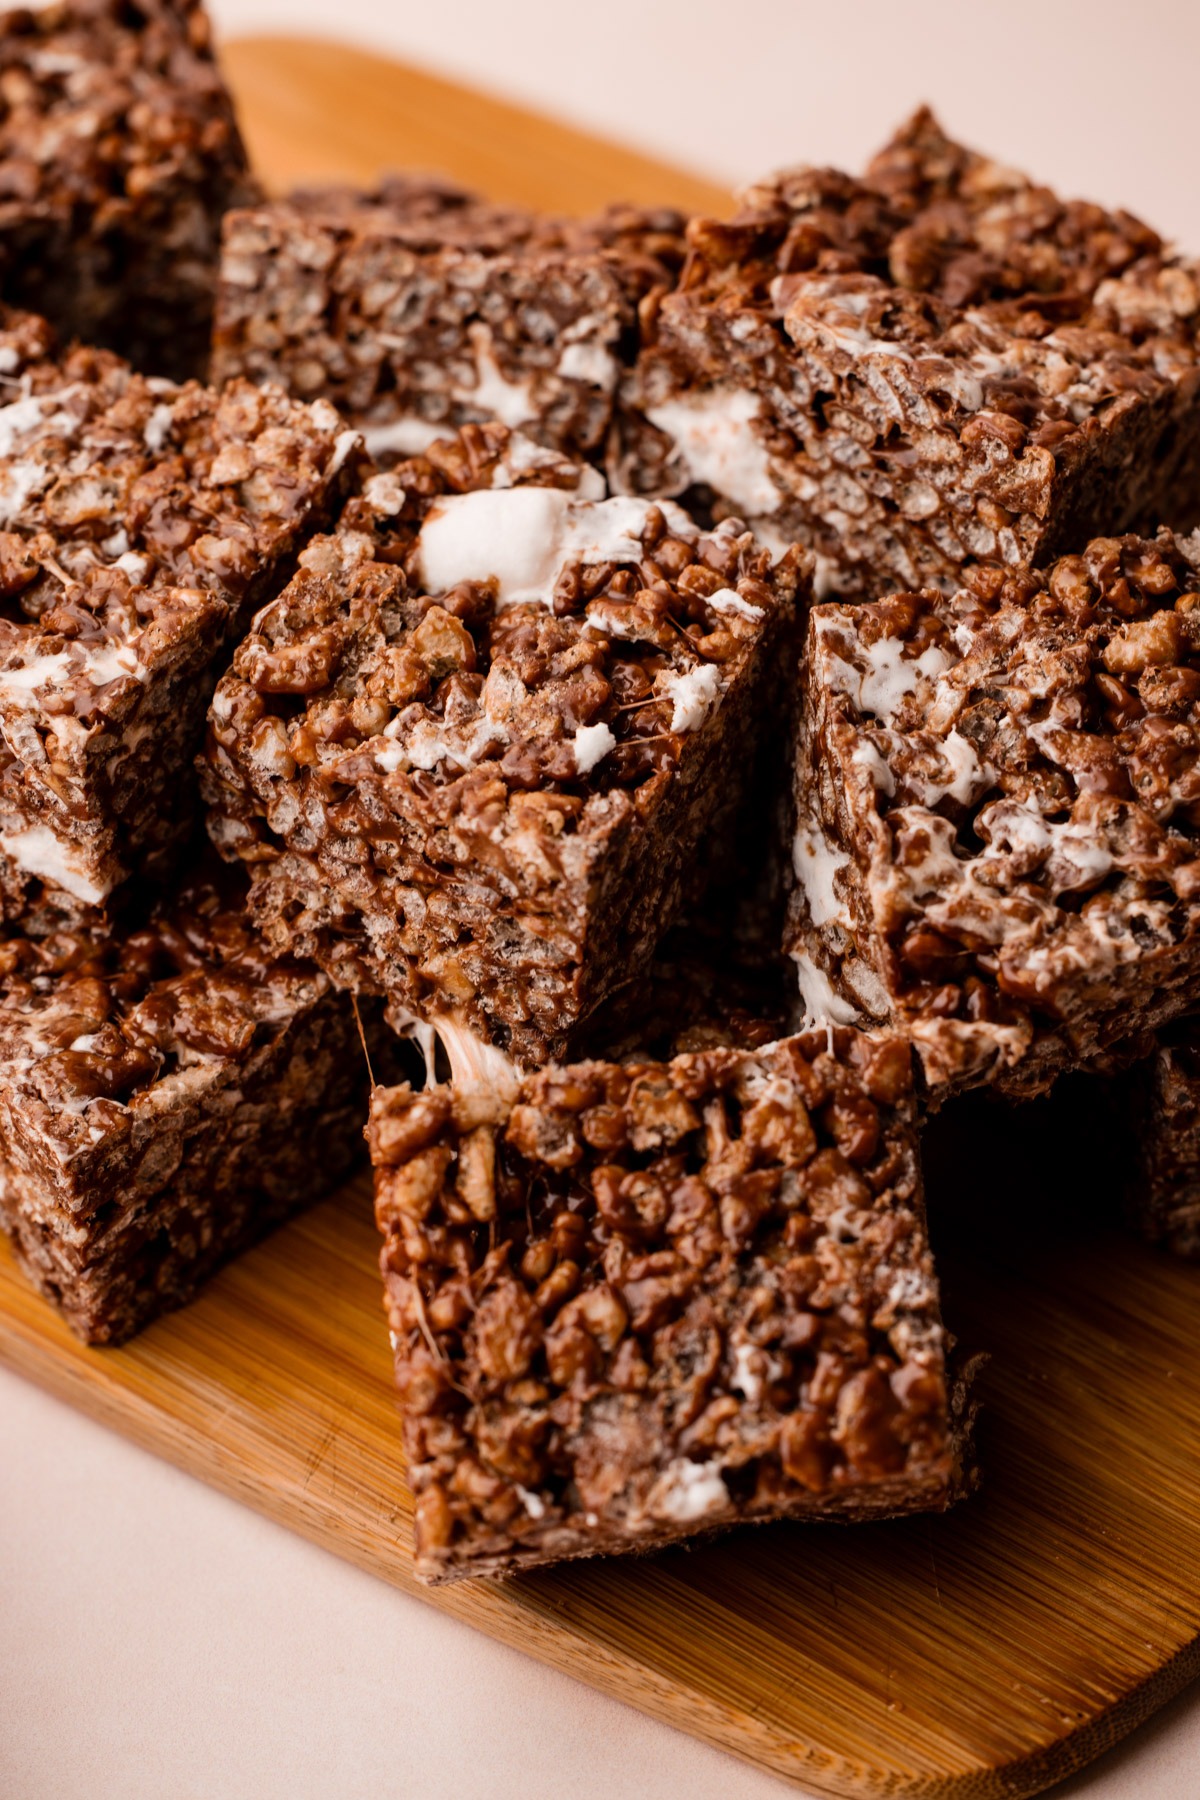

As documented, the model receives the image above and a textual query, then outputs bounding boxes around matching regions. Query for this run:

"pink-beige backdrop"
[209,0,1200,248]
[6,2,1200,1796]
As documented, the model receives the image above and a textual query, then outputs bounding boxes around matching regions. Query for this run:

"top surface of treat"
[668,107,1198,421]
[0,0,248,212]
[272,176,686,272]
[859,106,1163,312]
[0,308,354,715]
[284,173,548,255]
[803,529,1200,1046]
[0,858,327,1144]
[370,1024,949,1564]
[689,106,1163,317]
[213,422,801,817]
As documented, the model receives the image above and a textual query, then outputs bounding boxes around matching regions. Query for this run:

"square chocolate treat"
[202,423,806,1067]
[0,307,359,920]
[785,529,1200,1097]
[0,0,257,380]
[0,860,375,1345]
[369,1024,962,1581]
[618,108,1200,596]
[1129,1022,1200,1257]
[211,179,683,466]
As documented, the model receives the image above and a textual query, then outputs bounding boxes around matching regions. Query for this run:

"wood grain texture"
[221,35,732,215]
[3,36,1200,1799]
[5,1094,1200,1800]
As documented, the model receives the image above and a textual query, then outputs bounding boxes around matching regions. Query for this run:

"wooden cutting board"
[3,35,1200,1800]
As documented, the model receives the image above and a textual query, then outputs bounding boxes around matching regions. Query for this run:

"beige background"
[7,2,1200,1796]
[6,1360,1200,1800]
[209,0,1200,248]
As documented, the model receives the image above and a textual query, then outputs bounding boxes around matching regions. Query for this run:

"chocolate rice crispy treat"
[785,529,1200,1097]
[0,859,375,1345]
[211,177,684,467]
[0,307,359,920]
[618,107,1200,596]
[202,423,807,1067]
[369,1024,961,1581]
[1128,1021,1200,1257]
[0,0,257,381]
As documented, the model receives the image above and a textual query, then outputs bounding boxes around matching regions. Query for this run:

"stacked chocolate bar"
[1,11,1197,1583]
[786,530,1200,1095]
[0,314,359,919]
[619,108,1200,597]
[369,1027,960,1580]
[0,859,378,1344]
[201,423,806,1064]
[212,178,684,465]
[0,0,258,378]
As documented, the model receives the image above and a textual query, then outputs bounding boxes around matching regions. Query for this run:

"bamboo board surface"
[222,36,731,215]
[3,34,1200,1800]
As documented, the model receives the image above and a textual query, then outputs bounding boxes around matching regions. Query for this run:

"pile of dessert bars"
[3,0,1200,1583]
